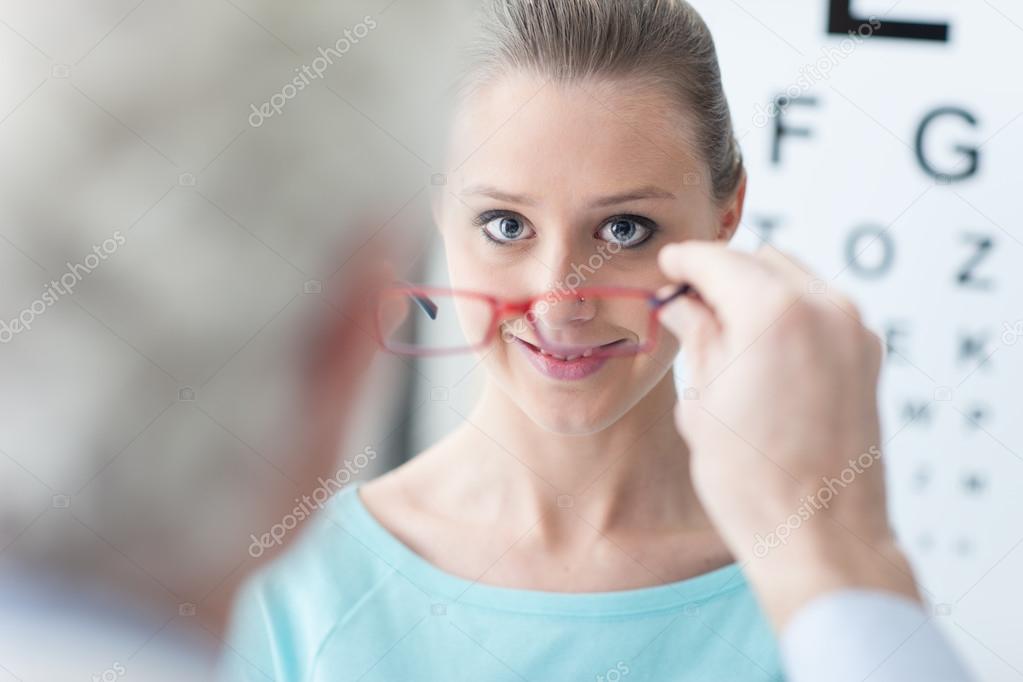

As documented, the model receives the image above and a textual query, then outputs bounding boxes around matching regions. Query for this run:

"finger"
[658,241,783,325]
[862,326,885,376]
[754,243,818,289]
[656,283,720,345]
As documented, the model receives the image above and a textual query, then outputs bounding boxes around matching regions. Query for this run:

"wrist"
[742,523,920,631]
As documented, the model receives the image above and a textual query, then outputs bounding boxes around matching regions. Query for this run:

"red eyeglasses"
[375,283,692,358]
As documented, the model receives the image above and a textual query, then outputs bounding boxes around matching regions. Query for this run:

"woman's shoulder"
[245,452,436,596]
[356,464,424,541]
[234,480,397,618]
[222,481,395,680]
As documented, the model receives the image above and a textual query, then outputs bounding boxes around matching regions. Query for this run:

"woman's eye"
[597,217,654,248]
[480,214,535,243]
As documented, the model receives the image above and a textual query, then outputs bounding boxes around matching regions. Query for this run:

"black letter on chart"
[956,233,994,290]
[963,404,989,430]
[752,216,782,244]
[884,320,910,362]
[844,225,895,279]
[958,332,991,368]
[772,96,817,165]
[901,401,933,425]
[828,0,949,41]
[916,107,980,183]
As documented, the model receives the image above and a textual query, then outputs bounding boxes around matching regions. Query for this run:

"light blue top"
[220,482,784,681]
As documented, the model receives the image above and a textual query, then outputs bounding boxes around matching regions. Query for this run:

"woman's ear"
[716,172,747,243]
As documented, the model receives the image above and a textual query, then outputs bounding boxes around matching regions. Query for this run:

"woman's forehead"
[446,74,705,192]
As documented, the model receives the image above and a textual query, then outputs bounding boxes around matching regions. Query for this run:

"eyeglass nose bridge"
[491,295,590,329]
[494,288,598,313]
[493,290,661,355]
[494,299,534,317]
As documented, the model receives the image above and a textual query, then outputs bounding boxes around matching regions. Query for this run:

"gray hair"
[454,0,744,204]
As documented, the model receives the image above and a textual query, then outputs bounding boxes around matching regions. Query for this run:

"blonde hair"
[454,0,744,204]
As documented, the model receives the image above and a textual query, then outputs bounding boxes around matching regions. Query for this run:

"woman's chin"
[521,400,626,436]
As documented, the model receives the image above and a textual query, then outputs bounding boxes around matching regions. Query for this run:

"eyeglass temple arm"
[652,283,695,309]
[413,294,438,320]
[392,281,439,320]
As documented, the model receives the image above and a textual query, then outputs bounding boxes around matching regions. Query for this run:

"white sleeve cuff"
[780,589,973,682]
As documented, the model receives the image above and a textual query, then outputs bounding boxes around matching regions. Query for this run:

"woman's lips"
[513,337,616,381]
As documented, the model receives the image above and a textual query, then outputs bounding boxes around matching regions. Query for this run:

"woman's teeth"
[537,347,595,360]
[515,336,611,381]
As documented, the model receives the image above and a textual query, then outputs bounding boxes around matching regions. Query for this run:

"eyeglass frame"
[374,283,693,357]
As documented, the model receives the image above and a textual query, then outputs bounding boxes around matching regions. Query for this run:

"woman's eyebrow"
[589,186,676,207]
[459,184,676,207]
[461,184,538,206]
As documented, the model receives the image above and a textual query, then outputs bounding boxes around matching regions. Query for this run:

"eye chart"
[689,1,1023,677]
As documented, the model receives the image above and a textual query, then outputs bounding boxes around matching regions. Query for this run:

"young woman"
[226,1,784,679]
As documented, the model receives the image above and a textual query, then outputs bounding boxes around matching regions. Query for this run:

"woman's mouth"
[512,337,622,381]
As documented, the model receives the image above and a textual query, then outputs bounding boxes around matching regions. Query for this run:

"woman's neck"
[439,372,712,537]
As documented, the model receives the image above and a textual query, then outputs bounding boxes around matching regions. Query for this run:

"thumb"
[658,287,718,344]
[658,292,720,375]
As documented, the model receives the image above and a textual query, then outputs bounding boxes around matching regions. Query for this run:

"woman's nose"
[524,239,603,330]
[536,295,597,329]
[538,239,603,292]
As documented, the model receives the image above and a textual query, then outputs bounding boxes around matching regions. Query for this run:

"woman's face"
[436,72,742,435]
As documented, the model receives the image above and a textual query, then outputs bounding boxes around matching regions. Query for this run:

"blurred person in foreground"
[0,241,394,681]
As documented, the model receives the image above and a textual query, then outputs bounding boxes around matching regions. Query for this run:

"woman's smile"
[512,336,626,380]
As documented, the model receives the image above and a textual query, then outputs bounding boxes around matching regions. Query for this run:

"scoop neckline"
[336,481,748,617]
